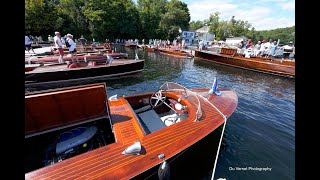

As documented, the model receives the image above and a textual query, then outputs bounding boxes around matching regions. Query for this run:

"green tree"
[137,0,167,40]
[189,20,205,31]
[208,12,220,34]
[25,0,57,36]
[57,0,89,39]
[159,0,190,40]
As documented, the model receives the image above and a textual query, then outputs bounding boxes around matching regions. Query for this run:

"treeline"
[189,12,295,44]
[25,0,190,42]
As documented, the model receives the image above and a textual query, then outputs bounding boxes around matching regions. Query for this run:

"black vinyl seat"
[137,109,166,134]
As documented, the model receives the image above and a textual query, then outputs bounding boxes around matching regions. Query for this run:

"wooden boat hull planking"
[194,50,295,78]
[25,60,145,85]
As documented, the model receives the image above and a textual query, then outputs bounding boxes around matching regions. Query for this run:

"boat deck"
[109,98,144,144]
[26,59,144,74]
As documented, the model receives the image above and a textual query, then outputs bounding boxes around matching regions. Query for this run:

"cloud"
[279,1,295,10]
[186,0,295,30]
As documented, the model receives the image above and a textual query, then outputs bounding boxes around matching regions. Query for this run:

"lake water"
[26,45,295,180]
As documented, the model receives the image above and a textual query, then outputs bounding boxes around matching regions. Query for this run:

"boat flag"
[108,94,117,100]
[208,77,222,96]
[107,55,114,64]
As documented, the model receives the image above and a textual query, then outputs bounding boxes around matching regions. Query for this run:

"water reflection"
[25,46,295,180]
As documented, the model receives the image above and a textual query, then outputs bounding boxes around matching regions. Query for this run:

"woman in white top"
[66,33,77,62]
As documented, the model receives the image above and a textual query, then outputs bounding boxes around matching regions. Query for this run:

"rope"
[196,94,227,180]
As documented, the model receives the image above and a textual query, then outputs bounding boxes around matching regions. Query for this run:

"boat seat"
[134,105,152,114]
[137,109,166,134]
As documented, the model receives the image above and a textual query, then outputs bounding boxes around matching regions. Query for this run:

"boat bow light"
[122,141,141,155]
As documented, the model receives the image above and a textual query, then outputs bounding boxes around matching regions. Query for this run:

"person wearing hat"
[66,33,77,62]
[54,31,64,63]
[78,35,87,51]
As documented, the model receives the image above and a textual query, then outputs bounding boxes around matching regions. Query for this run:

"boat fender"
[68,63,78,68]
[158,161,170,180]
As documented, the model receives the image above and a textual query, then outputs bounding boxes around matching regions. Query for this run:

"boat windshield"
[159,82,202,121]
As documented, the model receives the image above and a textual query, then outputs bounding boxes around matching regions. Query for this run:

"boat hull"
[25,60,144,86]
[25,53,128,64]
[132,124,223,179]
[159,48,193,58]
[194,50,295,78]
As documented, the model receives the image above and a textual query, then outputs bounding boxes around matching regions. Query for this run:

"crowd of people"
[236,39,295,60]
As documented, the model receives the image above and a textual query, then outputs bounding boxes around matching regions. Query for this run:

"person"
[25,35,35,54]
[238,40,245,49]
[245,39,253,49]
[253,41,261,57]
[199,40,204,51]
[104,39,112,52]
[259,39,267,57]
[266,41,277,59]
[263,39,272,57]
[54,31,64,63]
[66,33,77,62]
[78,35,87,51]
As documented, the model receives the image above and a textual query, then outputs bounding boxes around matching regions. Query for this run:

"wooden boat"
[25,81,238,179]
[25,52,128,64]
[159,48,193,58]
[25,58,144,86]
[142,45,159,52]
[125,43,138,48]
[194,47,295,78]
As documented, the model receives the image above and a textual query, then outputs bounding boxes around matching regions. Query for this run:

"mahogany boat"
[25,58,144,86]
[26,52,128,64]
[194,47,295,78]
[25,81,238,179]
[142,45,159,52]
[125,43,138,48]
[159,48,193,58]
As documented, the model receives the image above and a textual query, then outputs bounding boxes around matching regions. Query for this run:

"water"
[26,46,295,180]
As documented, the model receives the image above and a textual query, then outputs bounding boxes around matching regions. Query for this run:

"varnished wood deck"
[25,88,237,179]
[26,59,144,74]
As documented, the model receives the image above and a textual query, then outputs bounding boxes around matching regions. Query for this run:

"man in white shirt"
[25,35,35,54]
[54,31,64,63]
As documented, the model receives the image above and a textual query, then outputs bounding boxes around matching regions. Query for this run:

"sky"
[133,0,295,30]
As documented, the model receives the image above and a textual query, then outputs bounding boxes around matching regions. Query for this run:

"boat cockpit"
[124,82,202,134]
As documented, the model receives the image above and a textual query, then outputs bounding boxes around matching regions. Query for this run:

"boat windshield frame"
[159,82,202,121]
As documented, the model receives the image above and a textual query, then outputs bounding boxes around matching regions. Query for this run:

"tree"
[137,0,167,39]
[189,20,205,31]
[57,0,89,38]
[208,12,220,35]
[159,0,190,40]
[25,0,57,36]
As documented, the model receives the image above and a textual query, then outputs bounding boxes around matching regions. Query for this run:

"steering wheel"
[150,89,167,108]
